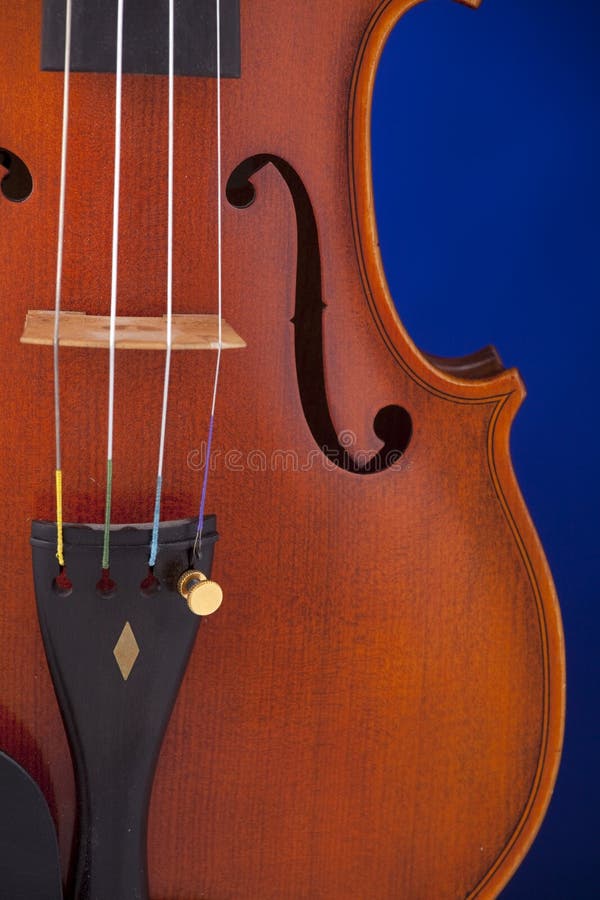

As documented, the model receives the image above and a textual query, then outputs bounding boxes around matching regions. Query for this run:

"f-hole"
[0,150,33,202]
[227,155,412,475]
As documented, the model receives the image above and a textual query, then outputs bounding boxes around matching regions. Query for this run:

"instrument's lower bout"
[30,517,218,900]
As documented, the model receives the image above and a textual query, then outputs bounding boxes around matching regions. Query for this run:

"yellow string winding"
[55,469,65,567]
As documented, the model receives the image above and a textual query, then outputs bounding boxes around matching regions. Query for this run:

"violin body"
[0,1,564,898]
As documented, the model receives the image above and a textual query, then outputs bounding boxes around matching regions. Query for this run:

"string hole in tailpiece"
[140,570,161,597]
[53,569,73,597]
[96,569,117,599]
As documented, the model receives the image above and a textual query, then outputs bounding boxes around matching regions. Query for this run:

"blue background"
[372,0,599,896]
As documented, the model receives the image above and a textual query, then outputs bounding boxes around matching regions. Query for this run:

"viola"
[0,1,565,898]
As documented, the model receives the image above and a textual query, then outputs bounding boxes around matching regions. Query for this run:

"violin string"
[148,0,175,568]
[194,0,223,559]
[101,0,125,572]
[53,0,72,570]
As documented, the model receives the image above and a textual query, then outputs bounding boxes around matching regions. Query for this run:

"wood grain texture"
[0,1,564,898]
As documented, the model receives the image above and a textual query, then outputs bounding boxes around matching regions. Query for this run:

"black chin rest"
[0,750,62,899]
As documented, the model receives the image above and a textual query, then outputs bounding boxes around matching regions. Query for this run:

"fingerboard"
[41,0,241,77]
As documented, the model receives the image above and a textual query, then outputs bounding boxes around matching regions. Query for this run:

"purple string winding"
[195,412,215,552]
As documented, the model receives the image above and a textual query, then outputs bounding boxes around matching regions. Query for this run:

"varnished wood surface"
[0,1,564,898]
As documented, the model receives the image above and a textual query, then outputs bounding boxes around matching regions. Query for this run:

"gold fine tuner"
[177,570,223,617]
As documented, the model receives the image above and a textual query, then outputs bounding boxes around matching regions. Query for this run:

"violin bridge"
[20,310,246,351]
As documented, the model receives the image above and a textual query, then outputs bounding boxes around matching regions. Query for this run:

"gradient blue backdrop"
[372,0,598,896]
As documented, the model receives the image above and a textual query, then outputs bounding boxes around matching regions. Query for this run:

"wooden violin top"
[0,2,564,897]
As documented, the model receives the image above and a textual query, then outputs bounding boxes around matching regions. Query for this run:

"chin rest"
[0,750,62,899]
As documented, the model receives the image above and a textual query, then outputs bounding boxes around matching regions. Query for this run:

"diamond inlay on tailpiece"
[113,622,140,681]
